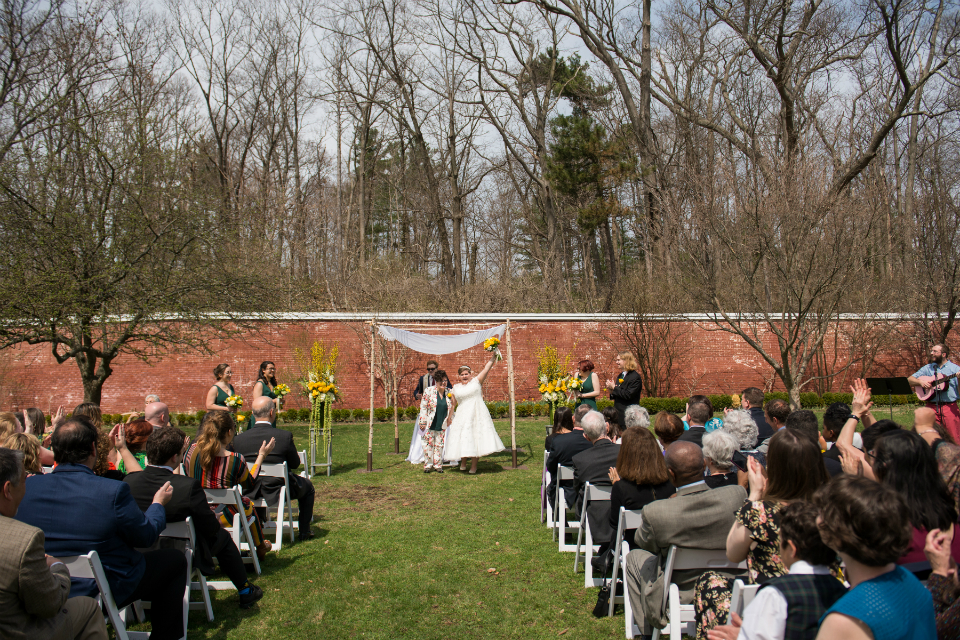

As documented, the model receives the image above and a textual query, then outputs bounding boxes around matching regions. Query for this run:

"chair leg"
[196,571,214,622]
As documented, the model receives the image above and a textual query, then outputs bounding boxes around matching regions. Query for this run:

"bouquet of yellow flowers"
[225,395,243,409]
[567,376,583,391]
[538,376,569,404]
[483,336,503,361]
[307,373,340,403]
[274,383,291,399]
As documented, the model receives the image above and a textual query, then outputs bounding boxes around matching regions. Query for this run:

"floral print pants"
[423,429,446,469]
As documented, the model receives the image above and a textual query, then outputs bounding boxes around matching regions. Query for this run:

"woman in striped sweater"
[185,409,276,560]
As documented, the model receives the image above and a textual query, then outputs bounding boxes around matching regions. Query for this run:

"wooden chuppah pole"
[506,319,518,469]
[367,321,376,472]
[392,340,400,454]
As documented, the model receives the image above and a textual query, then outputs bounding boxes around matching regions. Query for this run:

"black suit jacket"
[677,426,707,448]
[123,465,230,575]
[547,430,592,475]
[413,373,434,398]
[610,371,643,425]
[230,422,302,504]
[750,407,774,447]
[571,439,621,543]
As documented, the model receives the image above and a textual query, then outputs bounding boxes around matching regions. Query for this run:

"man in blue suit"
[16,416,187,640]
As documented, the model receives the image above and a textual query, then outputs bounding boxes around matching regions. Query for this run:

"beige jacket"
[0,515,74,640]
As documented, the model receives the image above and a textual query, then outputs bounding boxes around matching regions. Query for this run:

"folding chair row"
[554,466,581,552]
[574,482,613,587]
[608,506,645,617]
[729,579,760,622]
[540,450,552,525]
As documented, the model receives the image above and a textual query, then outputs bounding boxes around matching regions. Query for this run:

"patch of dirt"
[326,485,418,512]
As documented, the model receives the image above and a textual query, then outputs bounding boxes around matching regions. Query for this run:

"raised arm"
[475,351,498,386]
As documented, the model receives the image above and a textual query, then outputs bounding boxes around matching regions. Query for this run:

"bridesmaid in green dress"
[206,363,237,412]
[573,359,601,411]
[252,361,280,427]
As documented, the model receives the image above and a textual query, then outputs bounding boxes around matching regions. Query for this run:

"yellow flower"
[237,415,246,421]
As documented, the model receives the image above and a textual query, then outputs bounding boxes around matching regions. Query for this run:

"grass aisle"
[179,417,622,640]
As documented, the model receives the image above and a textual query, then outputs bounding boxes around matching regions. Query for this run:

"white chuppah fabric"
[377,324,506,355]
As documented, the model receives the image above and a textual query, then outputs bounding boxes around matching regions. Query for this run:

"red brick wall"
[0,316,922,414]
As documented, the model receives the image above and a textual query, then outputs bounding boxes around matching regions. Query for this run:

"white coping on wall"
[111,311,947,322]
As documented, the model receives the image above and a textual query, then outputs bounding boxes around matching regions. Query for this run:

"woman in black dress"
[605,352,642,430]
[606,426,675,546]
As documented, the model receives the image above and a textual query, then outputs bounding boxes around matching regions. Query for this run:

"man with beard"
[908,343,960,443]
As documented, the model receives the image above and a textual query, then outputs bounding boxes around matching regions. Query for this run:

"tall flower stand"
[310,398,334,476]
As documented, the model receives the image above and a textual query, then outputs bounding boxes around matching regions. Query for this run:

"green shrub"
[799,392,823,408]
[297,408,310,421]
[639,397,686,414]
[353,408,370,421]
[374,407,391,422]
[820,392,853,406]
[405,406,419,420]
[707,395,733,411]
[516,403,532,418]
[596,399,614,411]
[195,410,206,422]
[764,392,791,403]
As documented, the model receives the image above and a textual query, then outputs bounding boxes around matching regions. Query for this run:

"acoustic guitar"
[914,372,960,401]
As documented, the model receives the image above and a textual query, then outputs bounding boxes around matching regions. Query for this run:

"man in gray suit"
[624,441,746,632]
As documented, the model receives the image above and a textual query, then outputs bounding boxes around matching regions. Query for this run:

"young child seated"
[707,501,847,640]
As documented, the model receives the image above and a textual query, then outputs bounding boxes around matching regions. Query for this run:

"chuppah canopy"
[361,320,522,472]
[377,324,506,355]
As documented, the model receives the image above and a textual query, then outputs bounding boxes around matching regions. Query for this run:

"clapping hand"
[20,410,30,433]
[925,526,957,581]
[608,467,621,484]
[108,424,128,452]
[259,437,276,456]
[746,455,766,501]
[706,613,742,640]
[51,405,65,431]
[152,481,173,506]
[850,379,873,417]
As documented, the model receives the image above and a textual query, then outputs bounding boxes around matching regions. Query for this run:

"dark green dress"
[575,374,598,410]
[213,384,235,407]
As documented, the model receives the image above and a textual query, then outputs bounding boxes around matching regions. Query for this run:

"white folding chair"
[729,579,760,623]
[574,482,613,587]
[61,551,148,640]
[42,465,54,474]
[204,487,262,575]
[246,461,295,549]
[554,466,580,552]
[609,507,645,617]
[644,546,746,640]
[298,450,311,480]
[540,450,552,525]
[159,517,215,622]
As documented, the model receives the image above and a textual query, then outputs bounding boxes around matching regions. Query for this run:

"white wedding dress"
[444,378,505,459]
[405,422,425,464]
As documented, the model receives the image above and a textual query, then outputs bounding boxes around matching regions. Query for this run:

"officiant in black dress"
[605,352,643,429]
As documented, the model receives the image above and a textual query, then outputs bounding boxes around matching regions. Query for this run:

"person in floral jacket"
[418,370,453,473]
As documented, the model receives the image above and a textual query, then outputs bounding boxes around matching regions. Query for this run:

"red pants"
[927,401,960,444]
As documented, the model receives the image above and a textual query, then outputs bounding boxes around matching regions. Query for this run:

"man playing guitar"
[908,343,960,443]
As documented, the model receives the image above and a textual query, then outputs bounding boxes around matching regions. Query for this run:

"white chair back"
[204,486,262,575]
[61,551,149,640]
[609,507,644,617]
[554,466,580,551]
[729,579,760,621]
[247,460,296,548]
[574,482,613,586]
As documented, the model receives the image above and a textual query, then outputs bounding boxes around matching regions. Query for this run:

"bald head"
[665,441,706,487]
[252,396,276,420]
[144,402,170,427]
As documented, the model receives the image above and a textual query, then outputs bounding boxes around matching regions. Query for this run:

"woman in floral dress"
[693,429,830,639]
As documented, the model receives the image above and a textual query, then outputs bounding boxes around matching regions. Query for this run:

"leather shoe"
[239,584,264,609]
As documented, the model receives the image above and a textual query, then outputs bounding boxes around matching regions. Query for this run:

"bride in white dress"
[444,350,505,474]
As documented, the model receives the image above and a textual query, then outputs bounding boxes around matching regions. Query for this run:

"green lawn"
[140,405,920,639]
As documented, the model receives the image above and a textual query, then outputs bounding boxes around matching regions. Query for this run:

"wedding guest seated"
[546,404,592,512]
[654,412,684,451]
[606,427,674,549]
[15,417,187,640]
[719,409,759,457]
[740,387,774,446]
[3,434,43,476]
[232,397,316,541]
[695,428,830,636]
[144,402,171,429]
[0,411,20,439]
[15,409,55,466]
[924,527,960,639]
[623,405,651,433]
[678,401,711,448]
[145,393,161,405]
[117,419,153,475]
[572,410,620,517]
[0,448,108,640]
[860,419,900,452]
[702,430,740,488]
[708,500,847,640]
[913,407,960,511]
[185,410,275,560]
[603,406,622,443]
[869,430,960,567]
[545,406,573,452]
[124,427,264,609]
[786,410,841,476]
[755,398,789,454]
[624,442,746,633]
[684,395,722,432]
[814,475,936,640]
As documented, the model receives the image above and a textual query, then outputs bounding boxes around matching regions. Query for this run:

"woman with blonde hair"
[0,412,21,438]
[605,351,643,431]
[3,432,43,475]
[184,410,276,560]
